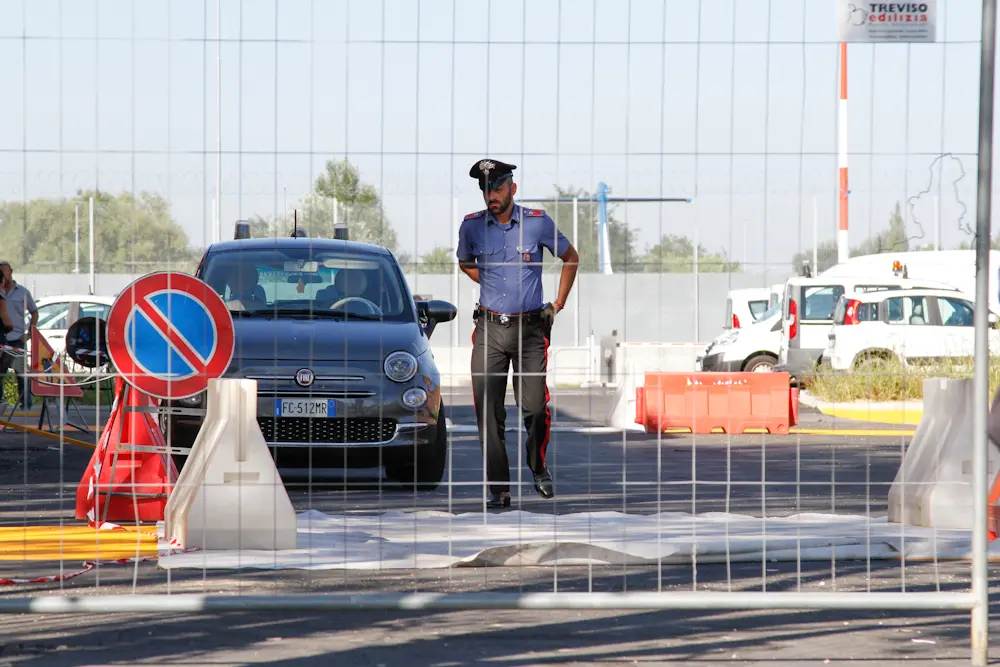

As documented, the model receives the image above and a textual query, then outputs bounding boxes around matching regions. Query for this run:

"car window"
[857,302,879,321]
[35,302,70,330]
[937,297,975,327]
[80,303,111,321]
[885,296,930,325]
[748,300,769,320]
[200,247,411,322]
[802,286,845,321]
[855,284,902,293]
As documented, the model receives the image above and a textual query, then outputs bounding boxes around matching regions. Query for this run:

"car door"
[882,294,937,363]
[931,295,976,359]
[799,284,845,355]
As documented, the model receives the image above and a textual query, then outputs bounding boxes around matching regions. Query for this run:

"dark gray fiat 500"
[162,232,457,489]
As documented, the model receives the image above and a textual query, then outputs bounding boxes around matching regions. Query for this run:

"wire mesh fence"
[0,0,994,663]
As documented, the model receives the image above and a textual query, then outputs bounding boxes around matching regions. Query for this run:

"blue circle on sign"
[124,290,218,380]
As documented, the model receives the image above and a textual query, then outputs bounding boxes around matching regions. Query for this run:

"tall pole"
[572,196,579,347]
[934,194,941,250]
[215,0,222,244]
[837,42,849,265]
[88,196,95,295]
[693,225,700,342]
[971,2,996,663]
[74,204,80,274]
[451,197,459,346]
[812,195,819,274]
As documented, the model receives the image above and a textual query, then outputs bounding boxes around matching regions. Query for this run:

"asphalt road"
[0,388,995,666]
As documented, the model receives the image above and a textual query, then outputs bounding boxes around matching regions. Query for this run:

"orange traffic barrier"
[638,372,796,435]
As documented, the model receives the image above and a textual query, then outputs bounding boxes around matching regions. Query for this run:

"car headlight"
[402,387,428,409]
[179,391,204,407]
[384,351,418,383]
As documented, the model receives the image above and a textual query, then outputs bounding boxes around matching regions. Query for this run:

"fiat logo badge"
[295,368,315,387]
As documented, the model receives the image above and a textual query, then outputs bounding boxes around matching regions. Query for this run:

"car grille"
[257,417,398,444]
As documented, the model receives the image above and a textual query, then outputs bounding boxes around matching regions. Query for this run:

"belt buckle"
[499,313,510,325]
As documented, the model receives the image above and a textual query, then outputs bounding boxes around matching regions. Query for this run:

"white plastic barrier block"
[605,363,644,431]
[888,377,1000,531]
[165,378,297,551]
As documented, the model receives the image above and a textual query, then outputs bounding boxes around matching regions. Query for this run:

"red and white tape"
[0,535,196,587]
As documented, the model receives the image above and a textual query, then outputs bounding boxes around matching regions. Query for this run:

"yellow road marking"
[0,525,158,561]
[0,420,97,450]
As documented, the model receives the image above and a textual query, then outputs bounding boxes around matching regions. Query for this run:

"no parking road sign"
[106,272,235,400]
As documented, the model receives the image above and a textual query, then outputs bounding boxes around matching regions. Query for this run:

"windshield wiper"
[276,308,384,321]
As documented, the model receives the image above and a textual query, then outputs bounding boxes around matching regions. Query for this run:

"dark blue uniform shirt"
[457,204,571,314]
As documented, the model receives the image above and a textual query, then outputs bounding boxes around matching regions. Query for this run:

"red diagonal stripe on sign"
[134,297,208,375]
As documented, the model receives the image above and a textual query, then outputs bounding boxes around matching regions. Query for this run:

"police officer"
[457,159,579,509]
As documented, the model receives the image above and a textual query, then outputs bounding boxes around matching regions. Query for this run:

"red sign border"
[106,272,235,400]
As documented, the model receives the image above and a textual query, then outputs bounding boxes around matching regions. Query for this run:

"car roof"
[207,237,392,256]
[844,287,972,301]
[785,275,956,288]
[35,294,115,304]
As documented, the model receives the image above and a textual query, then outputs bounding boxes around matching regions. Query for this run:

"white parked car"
[723,287,772,331]
[777,275,962,378]
[825,288,1000,371]
[31,294,115,357]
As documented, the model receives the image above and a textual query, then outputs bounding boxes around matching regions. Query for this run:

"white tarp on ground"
[156,509,1000,571]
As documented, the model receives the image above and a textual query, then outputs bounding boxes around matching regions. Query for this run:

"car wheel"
[385,407,448,491]
[743,354,777,373]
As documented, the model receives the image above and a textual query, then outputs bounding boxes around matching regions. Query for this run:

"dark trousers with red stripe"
[471,314,552,495]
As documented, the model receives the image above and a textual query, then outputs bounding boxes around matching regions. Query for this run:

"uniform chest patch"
[522,252,532,262]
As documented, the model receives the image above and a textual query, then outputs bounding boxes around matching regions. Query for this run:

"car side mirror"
[416,300,457,339]
[65,316,109,369]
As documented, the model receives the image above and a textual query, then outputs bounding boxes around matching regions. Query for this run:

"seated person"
[327,269,381,315]
[223,265,267,309]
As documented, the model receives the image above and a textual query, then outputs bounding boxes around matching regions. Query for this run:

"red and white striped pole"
[837,42,849,264]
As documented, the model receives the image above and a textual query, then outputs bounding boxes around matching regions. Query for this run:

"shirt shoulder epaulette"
[464,209,487,221]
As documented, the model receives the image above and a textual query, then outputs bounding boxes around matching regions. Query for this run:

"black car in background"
[161,232,457,489]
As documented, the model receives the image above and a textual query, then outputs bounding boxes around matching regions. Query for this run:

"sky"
[0,0,992,274]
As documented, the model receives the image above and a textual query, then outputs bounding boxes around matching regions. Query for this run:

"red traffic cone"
[75,379,178,526]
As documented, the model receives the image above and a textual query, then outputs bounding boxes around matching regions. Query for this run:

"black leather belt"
[475,307,543,325]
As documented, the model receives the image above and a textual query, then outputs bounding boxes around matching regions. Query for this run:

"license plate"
[273,398,337,418]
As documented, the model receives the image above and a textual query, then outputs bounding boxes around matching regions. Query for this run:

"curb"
[797,391,923,426]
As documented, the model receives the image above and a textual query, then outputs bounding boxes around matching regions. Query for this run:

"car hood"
[232,318,425,362]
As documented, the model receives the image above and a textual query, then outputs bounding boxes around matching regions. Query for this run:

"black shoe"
[533,469,554,499]
[486,492,510,509]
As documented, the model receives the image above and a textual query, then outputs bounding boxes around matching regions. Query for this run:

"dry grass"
[803,356,1000,403]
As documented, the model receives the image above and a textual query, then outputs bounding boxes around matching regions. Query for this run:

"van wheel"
[743,354,777,373]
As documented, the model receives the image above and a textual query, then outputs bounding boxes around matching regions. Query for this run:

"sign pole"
[971,0,996,662]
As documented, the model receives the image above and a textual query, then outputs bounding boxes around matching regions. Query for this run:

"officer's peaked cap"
[469,159,516,191]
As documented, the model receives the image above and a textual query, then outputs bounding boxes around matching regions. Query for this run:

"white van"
[723,287,771,330]
[821,250,1000,313]
[700,301,783,372]
[777,275,962,378]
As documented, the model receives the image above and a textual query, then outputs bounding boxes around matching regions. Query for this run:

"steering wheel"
[330,297,383,315]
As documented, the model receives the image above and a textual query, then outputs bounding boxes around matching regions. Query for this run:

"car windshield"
[200,247,412,322]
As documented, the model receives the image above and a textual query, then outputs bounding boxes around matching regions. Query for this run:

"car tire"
[385,406,448,491]
[743,353,777,373]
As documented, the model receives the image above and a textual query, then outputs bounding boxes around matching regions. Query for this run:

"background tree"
[531,186,640,273]
[638,234,741,273]
[790,201,913,273]
[0,189,197,273]
[417,246,454,274]
[276,160,400,252]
